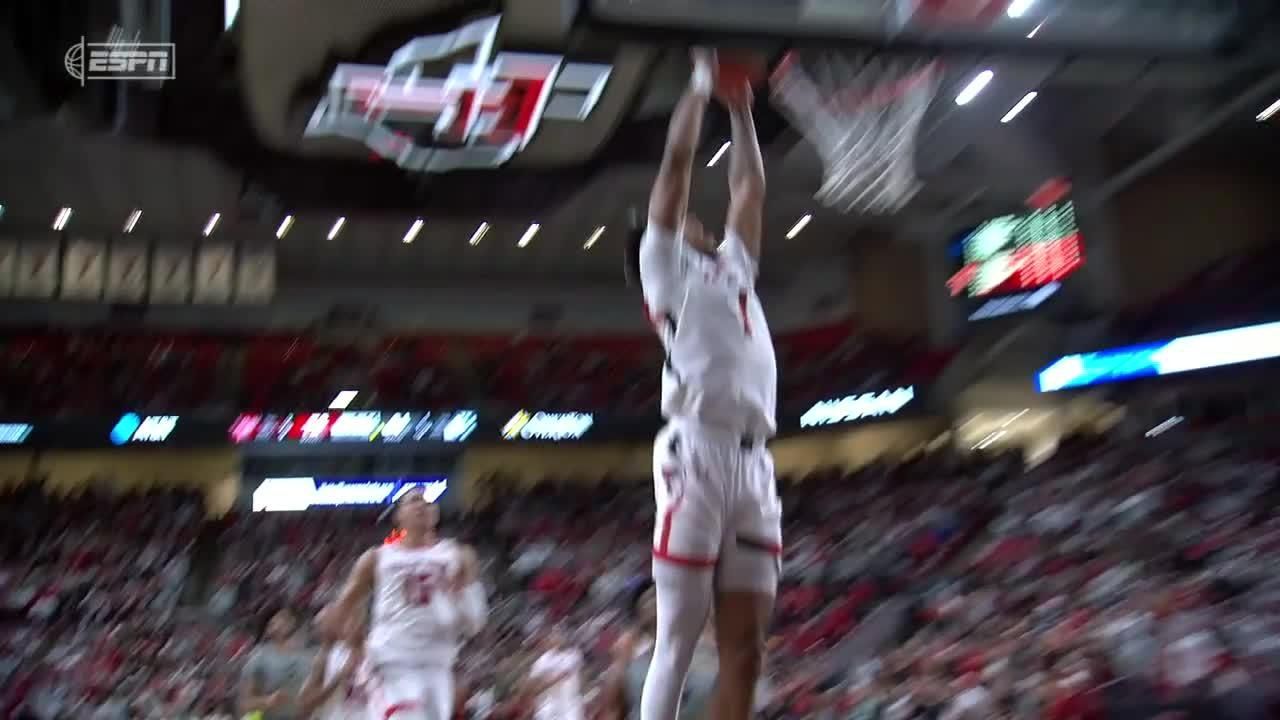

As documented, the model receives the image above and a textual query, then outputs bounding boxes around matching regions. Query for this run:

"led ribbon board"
[229,411,477,444]
[252,476,448,512]
[1037,320,1280,392]
[799,387,916,428]
[501,410,595,441]
[110,414,179,445]
[0,423,33,444]
[304,15,612,173]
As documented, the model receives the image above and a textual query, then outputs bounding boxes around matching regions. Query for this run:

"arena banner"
[0,415,230,450]
[250,475,449,512]
[798,386,919,429]
[228,410,480,445]
[1037,320,1280,392]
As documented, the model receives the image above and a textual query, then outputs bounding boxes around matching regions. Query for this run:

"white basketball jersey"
[639,222,777,437]
[367,540,464,666]
[318,644,366,720]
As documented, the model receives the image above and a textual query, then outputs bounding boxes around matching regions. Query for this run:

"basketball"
[714,52,769,101]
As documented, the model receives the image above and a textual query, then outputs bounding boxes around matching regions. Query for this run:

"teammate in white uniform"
[526,627,586,720]
[298,624,366,720]
[318,488,487,720]
[625,49,780,720]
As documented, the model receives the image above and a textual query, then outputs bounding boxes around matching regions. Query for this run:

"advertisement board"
[251,475,448,512]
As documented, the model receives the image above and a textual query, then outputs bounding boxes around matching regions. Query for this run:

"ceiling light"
[122,209,141,233]
[1026,20,1045,38]
[329,390,358,410]
[1006,0,1034,18]
[403,218,424,244]
[1001,92,1038,123]
[327,217,346,241]
[707,141,730,168]
[584,226,606,249]
[202,212,221,237]
[275,215,294,239]
[52,207,73,231]
[517,223,540,248]
[786,214,812,239]
[1257,98,1280,122]
[955,70,994,106]
[468,222,490,246]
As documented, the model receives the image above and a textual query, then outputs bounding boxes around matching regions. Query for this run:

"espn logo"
[64,38,176,86]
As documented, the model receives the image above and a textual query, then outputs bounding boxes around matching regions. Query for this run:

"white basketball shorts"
[651,418,783,592]
[365,663,453,720]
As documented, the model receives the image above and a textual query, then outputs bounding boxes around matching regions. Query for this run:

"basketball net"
[771,50,941,214]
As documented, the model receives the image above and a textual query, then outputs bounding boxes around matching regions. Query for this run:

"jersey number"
[737,291,753,337]
[402,572,436,606]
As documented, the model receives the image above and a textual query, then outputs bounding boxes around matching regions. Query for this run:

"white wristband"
[691,60,713,98]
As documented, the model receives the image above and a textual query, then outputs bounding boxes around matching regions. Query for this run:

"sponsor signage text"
[229,410,478,444]
[252,476,448,512]
[502,410,595,441]
[110,414,179,445]
[799,387,916,428]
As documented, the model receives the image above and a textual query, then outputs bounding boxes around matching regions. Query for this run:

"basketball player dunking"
[317,488,487,720]
[625,48,780,720]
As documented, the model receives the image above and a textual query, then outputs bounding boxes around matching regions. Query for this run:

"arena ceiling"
[0,0,1278,291]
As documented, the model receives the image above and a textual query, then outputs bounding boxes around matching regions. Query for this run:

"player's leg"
[366,665,429,720]
[712,449,782,720]
[641,427,722,720]
[421,666,454,720]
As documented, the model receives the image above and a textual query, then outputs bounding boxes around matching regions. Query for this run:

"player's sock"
[640,561,714,720]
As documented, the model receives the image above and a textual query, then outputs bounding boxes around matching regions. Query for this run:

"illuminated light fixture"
[468,222,490,246]
[707,141,730,168]
[275,215,295,239]
[1001,92,1038,123]
[1257,98,1280,122]
[123,209,142,233]
[328,390,358,410]
[955,70,994,106]
[52,207,73,231]
[1006,0,1034,18]
[584,225,606,249]
[1026,20,1046,38]
[327,216,346,241]
[972,430,1006,451]
[517,223,540,248]
[403,218,424,244]
[0,204,5,221]
[202,212,221,237]
[786,214,812,239]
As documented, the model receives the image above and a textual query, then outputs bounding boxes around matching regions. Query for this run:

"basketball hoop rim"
[771,51,944,112]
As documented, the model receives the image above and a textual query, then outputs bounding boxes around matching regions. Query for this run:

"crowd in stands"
[2,421,1278,719]
[0,322,947,418]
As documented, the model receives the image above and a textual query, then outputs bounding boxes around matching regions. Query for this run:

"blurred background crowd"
[3,423,1278,719]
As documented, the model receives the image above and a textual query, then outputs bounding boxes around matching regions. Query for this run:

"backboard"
[586,0,1249,56]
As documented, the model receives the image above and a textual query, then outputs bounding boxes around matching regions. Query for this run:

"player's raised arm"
[452,544,488,636]
[317,547,376,637]
[724,86,765,261]
[648,50,714,232]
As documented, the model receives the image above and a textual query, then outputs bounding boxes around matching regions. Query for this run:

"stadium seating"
[4,425,1278,718]
[0,323,950,417]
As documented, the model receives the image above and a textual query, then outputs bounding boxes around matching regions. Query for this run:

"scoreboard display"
[947,200,1083,299]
